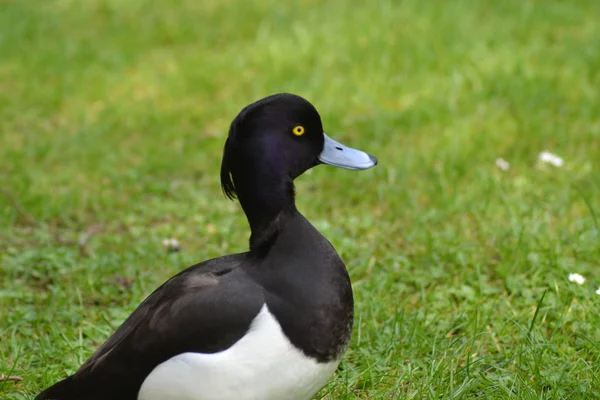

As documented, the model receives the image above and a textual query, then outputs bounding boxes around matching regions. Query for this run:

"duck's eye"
[292,126,305,136]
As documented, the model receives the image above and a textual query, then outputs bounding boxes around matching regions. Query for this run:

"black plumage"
[37,93,376,400]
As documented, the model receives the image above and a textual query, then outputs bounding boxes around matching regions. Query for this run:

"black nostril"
[335,146,343,151]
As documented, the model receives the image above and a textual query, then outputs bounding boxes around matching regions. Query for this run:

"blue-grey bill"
[318,133,378,170]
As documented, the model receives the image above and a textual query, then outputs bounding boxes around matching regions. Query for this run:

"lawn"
[1,0,600,398]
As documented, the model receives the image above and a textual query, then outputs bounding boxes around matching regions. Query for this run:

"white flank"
[138,304,340,400]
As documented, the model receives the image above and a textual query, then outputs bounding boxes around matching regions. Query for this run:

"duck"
[36,93,377,400]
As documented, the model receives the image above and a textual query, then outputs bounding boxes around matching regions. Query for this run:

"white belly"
[138,304,340,400]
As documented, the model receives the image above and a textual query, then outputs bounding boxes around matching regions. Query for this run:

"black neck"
[233,174,297,251]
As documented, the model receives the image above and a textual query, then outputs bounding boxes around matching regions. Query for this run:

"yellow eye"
[292,126,305,136]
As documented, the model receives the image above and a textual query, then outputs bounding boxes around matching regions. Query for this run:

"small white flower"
[568,273,585,285]
[162,238,181,252]
[538,151,564,167]
[495,158,510,171]
[596,287,600,295]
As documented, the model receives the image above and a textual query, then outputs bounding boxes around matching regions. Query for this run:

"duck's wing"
[36,252,264,400]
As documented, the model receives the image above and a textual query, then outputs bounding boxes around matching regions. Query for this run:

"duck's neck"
[235,177,297,251]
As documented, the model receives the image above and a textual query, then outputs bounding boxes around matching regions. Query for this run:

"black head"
[220,93,377,244]
[221,93,325,201]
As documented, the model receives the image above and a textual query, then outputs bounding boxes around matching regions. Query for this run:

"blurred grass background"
[1,0,600,398]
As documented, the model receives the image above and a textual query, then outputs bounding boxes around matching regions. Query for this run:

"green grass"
[1,0,600,398]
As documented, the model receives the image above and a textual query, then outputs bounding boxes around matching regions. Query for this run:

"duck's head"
[220,93,377,236]
[221,93,376,196]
